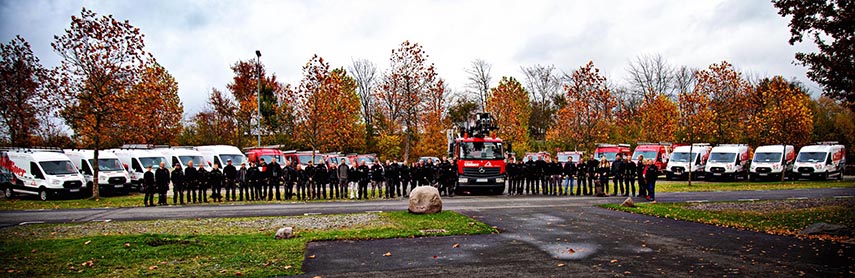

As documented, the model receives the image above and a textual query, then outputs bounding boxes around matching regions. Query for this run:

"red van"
[594,144,631,162]
[631,143,672,171]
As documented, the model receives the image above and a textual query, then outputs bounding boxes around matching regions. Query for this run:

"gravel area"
[1,213,386,240]
[688,198,855,213]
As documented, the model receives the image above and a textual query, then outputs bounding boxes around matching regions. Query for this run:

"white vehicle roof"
[672,145,710,153]
[108,148,167,158]
[156,147,203,157]
[9,150,74,162]
[63,149,121,160]
[194,145,243,155]
[799,144,843,153]
[711,145,749,153]
[754,145,791,153]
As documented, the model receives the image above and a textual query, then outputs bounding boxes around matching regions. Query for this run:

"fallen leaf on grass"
[568,248,575,254]
[452,243,460,248]
[84,240,91,245]
[81,260,94,267]
[235,271,242,276]
[124,243,131,247]
[557,263,566,267]
[31,249,36,253]
[383,252,392,257]
[284,265,292,270]
[148,266,158,270]
[432,256,438,259]
[610,259,618,263]
[220,270,227,273]
[308,255,316,259]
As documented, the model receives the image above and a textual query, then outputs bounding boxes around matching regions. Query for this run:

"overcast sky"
[1,0,819,116]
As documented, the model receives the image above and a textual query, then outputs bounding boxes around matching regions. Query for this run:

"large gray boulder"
[275,227,294,239]
[408,186,442,214]
[799,222,850,236]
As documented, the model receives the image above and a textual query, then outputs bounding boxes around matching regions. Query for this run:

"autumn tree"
[487,77,532,155]
[226,60,284,148]
[626,54,675,99]
[637,94,679,143]
[745,76,814,147]
[446,96,480,125]
[676,86,716,143]
[548,61,616,152]
[376,41,445,161]
[773,0,854,110]
[693,61,752,143]
[465,59,492,110]
[522,64,561,142]
[123,63,183,145]
[0,35,48,147]
[810,96,855,156]
[295,55,365,154]
[51,8,152,199]
[187,88,238,146]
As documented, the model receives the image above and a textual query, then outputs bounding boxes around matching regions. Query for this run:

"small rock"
[408,186,442,214]
[799,222,851,236]
[621,197,636,208]
[275,227,294,239]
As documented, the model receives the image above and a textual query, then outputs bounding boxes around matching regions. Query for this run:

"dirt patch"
[687,198,855,213]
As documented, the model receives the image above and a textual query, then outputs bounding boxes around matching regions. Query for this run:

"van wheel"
[4,187,13,199]
[838,170,844,180]
[39,189,48,201]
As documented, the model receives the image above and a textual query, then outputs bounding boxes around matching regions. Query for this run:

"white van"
[705,144,752,181]
[193,145,246,168]
[156,147,209,171]
[665,143,712,180]
[0,148,87,200]
[793,142,846,180]
[749,145,795,181]
[108,148,169,191]
[63,149,132,195]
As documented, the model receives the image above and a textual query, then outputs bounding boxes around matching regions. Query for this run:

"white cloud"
[0,0,821,117]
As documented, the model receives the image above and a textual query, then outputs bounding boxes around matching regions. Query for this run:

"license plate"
[714,173,722,176]
[476,178,488,183]
[115,184,124,188]
[759,173,767,176]
[801,173,810,176]
[675,171,683,175]
[70,189,79,192]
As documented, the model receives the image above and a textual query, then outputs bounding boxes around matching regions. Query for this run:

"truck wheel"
[4,187,13,199]
[39,189,48,201]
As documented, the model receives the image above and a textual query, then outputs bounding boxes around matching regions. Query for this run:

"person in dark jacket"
[562,157,577,196]
[369,162,384,198]
[422,160,435,188]
[643,159,659,202]
[237,162,248,201]
[506,158,517,196]
[635,155,647,198]
[597,157,610,197]
[411,162,422,188]
[550,158,562,196]
[535,157,547,195]
[209,163,224,202]
[185,161,198,203]
[357,161,370,199]
[437,157,454,197]
[266,158,282,201]
[155,162,170,206]
[315,162,328,200]
[384,160,399,199]
[624,157,637,197]
[284,161,297,200]
[223,159,237,201]
[576,157,587,196]
[399,162,410,197]
[305,162,316,200]
[246,161,260,201]
[337,160,349,199]
[524,158,535,195]
[611,154,624,196]
[171,163,184,205]
[328,163,339,199]
[586,154,599,196]
[143,165,155,207]
[197,163,209,203]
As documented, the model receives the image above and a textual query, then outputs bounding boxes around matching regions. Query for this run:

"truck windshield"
[753,153,782,163]
[88,158,124,171]
[796,152,827,163]
[460,142,504,160]
[139,156,168,169]
[632,151,658,161]
[39,161,77,175]
[221,154,246,165]
[299,155,326,165]
[597,152,617,161]
[709,153,736,163]
[259,155,283,164]
[557,154,580,163]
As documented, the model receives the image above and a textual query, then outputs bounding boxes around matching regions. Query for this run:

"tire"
[39,189,48,201]
[838,170,844,180]
[4,187,13,199]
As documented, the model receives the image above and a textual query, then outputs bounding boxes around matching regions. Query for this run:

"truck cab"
[793,142,846,180]
[665,144,711,180]
[63,149,131,195]
[595,144,631,162]
[749,145,795,181]
[245,148,285,170]
[1,148,87,200]
[705,144,752,181]
[632,143,672,171]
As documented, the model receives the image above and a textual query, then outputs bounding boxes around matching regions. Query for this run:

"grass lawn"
[656,179,854,193]
[0,211,496,277]
[600,198,855,241]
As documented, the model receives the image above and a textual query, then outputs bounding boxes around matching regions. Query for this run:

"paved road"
[1,188,853,226]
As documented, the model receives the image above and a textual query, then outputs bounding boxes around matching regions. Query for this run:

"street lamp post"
[256,50,261,147]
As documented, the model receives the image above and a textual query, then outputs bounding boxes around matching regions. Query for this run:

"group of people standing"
[506,154,659,201]
[141,156,459,206]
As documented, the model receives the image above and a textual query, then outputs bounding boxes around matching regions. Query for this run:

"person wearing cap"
[155,162,170,206]
[237,162,248,201]
[246,161,260,201]
[143,165,155,207]
[171,163,185,205]
[223,159,237,202]
[185,161,198,203]
[197,162,209,203]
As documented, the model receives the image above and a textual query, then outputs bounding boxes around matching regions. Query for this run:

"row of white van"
[0,145,248,201]
[664,143,847,181]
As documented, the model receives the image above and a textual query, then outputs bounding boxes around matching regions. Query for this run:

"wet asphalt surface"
[2,187,854,277]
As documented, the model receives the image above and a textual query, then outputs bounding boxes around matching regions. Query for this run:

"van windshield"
[753,153,782,163]
[670,152,701,163]
[39,161,77,175]
[221,154,246,165]
[179,156,204,167]
[709,153,736,163]
[632,151,658,161]
[596,152,618,161]
[298,155,325,165]
[88,158,124,171]
[139,157,167,169]
[796,152,827,163]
